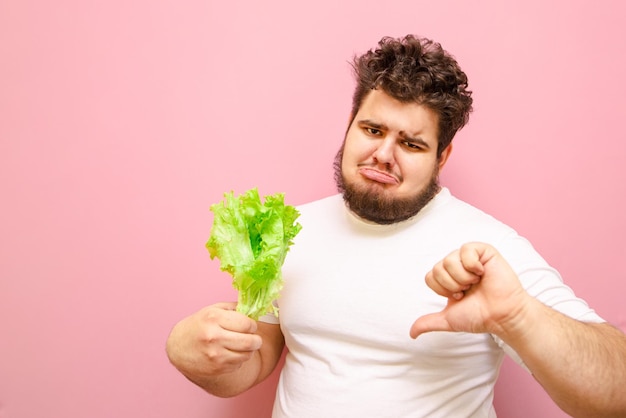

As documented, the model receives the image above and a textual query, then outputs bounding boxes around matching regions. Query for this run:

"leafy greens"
[206,188,302,320]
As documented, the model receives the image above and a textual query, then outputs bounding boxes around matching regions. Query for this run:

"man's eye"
[402,141,423,150]
[365,127,382,136]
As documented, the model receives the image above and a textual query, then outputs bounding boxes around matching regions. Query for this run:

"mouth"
[358,167,400,185]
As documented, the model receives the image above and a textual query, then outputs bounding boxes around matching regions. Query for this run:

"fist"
[410,242,530,339]
[166,302,262,378]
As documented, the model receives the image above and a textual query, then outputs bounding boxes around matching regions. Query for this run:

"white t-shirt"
[260,188,603,418]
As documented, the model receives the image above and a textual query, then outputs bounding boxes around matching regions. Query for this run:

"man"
[166,35,626,417]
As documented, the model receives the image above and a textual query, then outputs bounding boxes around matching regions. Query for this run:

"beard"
[333,145,441,225]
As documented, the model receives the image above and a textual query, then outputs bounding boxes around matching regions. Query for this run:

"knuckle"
[205,347,220,362]
[203,308,222,322]
[433,262,446,275]
[200,326,225,347]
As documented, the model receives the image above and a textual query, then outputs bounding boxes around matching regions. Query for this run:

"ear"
[438,144,453,170]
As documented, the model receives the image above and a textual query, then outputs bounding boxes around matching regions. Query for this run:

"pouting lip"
[358,167,400,185]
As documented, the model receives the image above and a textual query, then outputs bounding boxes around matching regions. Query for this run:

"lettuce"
[206,188,302,320]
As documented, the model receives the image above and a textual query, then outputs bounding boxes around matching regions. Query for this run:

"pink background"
[1,1,625,417]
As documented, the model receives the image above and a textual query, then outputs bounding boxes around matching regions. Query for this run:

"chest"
[279,231,490,360]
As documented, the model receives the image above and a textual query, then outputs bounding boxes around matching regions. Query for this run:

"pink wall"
[1,1,625,417]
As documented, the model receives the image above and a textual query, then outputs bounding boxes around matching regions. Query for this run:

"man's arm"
[166,302,285,398]
[503,300,626,417]
[410,242,626,418]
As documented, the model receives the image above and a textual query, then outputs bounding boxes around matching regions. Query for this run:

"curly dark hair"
[350,35,473,157]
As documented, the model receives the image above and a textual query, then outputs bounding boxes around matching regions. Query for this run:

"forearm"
[183,351,264,398]
[500,298,626,417]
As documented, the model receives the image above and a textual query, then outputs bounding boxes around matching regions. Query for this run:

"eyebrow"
[358,119,387,130]
[357,119,432,149]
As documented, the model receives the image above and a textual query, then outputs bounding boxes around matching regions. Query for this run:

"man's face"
[335,89,451,224]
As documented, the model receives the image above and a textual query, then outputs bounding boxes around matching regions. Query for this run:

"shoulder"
[431,190,554,271]
[432,188,519,240]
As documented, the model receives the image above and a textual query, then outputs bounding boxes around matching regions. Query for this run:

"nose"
[372,137,396,167]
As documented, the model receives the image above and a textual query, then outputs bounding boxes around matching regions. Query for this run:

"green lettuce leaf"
[206,188,302,320]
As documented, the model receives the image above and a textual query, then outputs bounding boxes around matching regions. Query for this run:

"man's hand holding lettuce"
[206,188,302,320]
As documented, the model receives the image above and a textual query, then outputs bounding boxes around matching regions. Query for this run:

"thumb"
[409,312,451,339]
